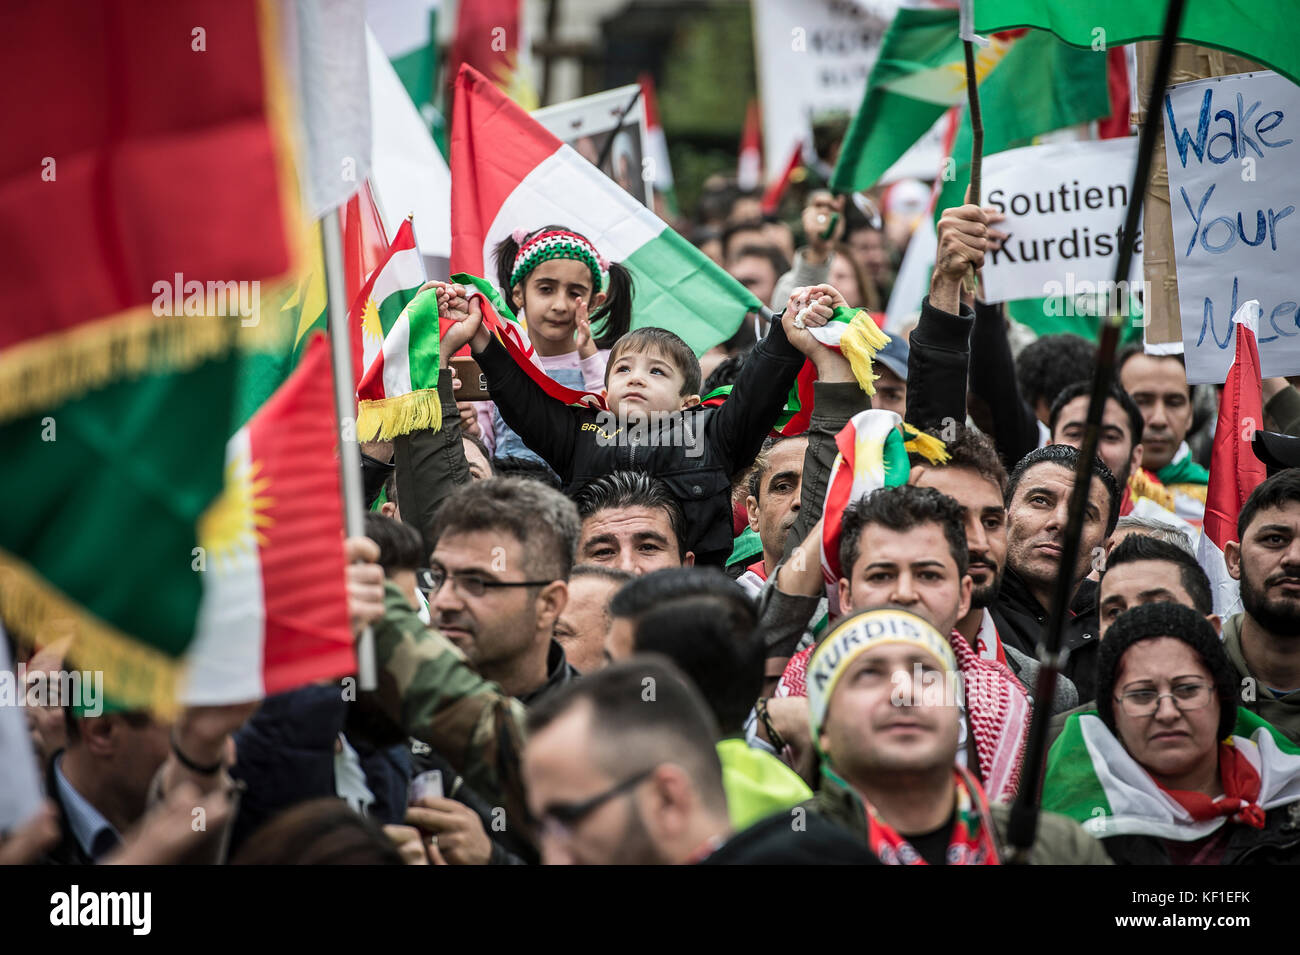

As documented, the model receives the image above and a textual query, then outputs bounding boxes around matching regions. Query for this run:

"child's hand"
[574,299,597,359]
[433,286,490,360]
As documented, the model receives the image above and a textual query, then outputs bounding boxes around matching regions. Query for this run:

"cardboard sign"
[1163,70,1300,383]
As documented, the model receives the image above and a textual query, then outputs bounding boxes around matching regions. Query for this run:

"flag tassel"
[837,309,891,396]
[357,388,443,442]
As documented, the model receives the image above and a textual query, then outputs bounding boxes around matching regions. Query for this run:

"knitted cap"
[509,229,607,295]
[1094,602,1236,740]
[807,608,956,741]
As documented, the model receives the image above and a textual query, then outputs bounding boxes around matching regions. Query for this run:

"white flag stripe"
[483,146,665,277]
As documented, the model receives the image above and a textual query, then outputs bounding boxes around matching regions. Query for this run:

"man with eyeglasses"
[522,658,877,865]
[425,477,582,705]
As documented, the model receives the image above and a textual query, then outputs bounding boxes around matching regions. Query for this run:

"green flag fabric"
[975,0,1300,91]
[0,348,239,714]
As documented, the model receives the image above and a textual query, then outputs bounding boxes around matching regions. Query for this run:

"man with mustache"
[996,444,1121,702]
[909,426,1078,713]
[1225,470,1300,742]
[427,477,581,705]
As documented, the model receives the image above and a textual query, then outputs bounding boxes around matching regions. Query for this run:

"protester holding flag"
[1044,603,1300,864]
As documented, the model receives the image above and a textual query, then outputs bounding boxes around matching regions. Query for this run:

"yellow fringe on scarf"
[837,309,891,397]
[0,310,246,424]
[1128,468,1176,511]
[902,425,951,465]
[0,552,180,718]
[357,388,443,441]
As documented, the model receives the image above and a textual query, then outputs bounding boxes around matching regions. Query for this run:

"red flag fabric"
[447,0,523,95]
[185,335,355,704]
[1,0,294,419]
[1204,316,1268,550]
[341,181,392,391]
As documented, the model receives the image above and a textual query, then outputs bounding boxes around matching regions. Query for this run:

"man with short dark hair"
[573,471,694,575]
[428,477,580,703]
[522,658,874,864]
[1118,348,1207,523]
[728,244,788,312]
[1048,381,1145,490]
[996,444,1120,701]
[1225,470,1300,741]
[1099,534,1218,640]
[740,435,809,594]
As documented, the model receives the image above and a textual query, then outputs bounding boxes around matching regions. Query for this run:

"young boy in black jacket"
[429,281,847,566]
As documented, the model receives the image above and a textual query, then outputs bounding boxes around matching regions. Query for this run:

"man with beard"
[997,444,1121,703]
[909,427,1078,712]
[1225,471,1300,742]
[427,477,580,704]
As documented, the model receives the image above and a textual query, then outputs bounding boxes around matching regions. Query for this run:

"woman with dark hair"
[1043,603,1300,864]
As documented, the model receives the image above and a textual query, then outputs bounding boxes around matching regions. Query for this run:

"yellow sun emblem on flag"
[361,296,383,346]
[198,447,275,568]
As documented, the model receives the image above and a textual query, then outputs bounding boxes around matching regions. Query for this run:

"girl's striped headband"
[510,228,608,294]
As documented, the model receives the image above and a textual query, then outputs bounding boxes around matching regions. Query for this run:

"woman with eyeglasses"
[1042,602,1300,865]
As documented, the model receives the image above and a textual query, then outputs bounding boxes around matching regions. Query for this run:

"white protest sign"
[1163,70,1299,384]
[533,86,651,207]
[0,624,44,833]
[751,0,897,183]
[981,137,1143,306]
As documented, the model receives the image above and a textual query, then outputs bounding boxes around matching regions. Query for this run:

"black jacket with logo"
[473,321,806,566]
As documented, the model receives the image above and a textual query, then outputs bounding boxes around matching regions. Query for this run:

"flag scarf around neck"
[183,335,355,704]
[0,0,297,423]
[456,273,607,411]
[974,0,1300,91]
[1197,302,1267,618]
[860,766,1001,865]
[354,220,436,441]
[449,64,761,358]
[1043,709,1300,842]
[820,409,951,584]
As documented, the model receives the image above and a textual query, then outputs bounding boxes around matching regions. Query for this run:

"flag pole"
[322,205,377,692]
[1004,0,1188,863]
[962,41,985,206]
[594,85,643,171]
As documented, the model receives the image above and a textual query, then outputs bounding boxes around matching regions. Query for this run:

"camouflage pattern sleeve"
[369,581,533,844]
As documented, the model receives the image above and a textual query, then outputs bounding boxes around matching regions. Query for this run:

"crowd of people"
[6,173,1300,869]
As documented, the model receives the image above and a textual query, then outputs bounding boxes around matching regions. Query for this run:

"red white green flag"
[183,336,355,704]
[353,220,432,440]
[450,64,760,357]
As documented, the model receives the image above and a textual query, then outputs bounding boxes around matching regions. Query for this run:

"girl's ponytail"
[591,261,633,349]
[491,228,532,304]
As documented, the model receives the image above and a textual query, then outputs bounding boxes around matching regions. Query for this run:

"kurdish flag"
[821,410,949,584]
[974,0,1300,91]
[355,221,434,440]
[831,7,1016,193]
[1044,710,1300,841]
[183,336,355,704]
[450,65,761,356]
[0,350,239,715]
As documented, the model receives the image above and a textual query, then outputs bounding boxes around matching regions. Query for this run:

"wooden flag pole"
[962,40,984,294]
[322,206,377,692]
[1004,0,1189,863]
